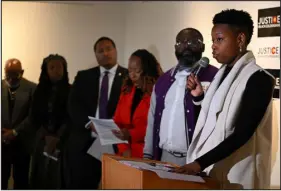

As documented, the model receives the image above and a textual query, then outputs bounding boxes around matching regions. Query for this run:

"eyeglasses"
[175,39,204,49]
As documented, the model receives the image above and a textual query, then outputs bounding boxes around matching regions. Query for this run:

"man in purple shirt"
[143,28,218,165]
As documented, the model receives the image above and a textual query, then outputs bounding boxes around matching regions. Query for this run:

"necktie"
[98,71,119,154]
[99,71,109,119]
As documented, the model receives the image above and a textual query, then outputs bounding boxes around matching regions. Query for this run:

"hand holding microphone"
[187,73,204,97]
[186,57,209,97]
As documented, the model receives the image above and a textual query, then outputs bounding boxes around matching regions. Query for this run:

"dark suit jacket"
[1,78,37,153]
[67,65,128,153]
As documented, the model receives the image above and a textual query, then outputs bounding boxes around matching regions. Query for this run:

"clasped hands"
[44,135,60,155]
[2,128,16,144]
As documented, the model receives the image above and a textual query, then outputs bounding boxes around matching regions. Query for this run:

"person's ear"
[237,33,246,51]
[20,70,24,78]
[201,43,205,52]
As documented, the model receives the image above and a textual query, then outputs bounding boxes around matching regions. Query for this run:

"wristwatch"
[12,129,18,136]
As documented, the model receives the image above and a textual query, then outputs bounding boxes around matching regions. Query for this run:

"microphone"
[194,57,209,76]
[185,57,209,92]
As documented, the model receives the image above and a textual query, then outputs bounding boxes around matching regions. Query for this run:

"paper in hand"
[88,116,128,145]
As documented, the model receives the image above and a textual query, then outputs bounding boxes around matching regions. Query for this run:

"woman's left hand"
[112,128,130,141]
[172,161,202,175]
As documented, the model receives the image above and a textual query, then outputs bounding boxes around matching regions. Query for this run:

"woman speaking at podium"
[174,9,275,189]
[112,49,163,158]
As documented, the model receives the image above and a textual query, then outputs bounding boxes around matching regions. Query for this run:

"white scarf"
[186,51,274,189]
[191,51,256,151]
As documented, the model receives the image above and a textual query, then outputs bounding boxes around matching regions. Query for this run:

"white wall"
[4,1,279,80]
[123,1,186,71]
[124,1,280,70]
[2,2,127,83]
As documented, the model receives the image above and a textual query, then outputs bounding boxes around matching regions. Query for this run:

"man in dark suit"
[64,37,128,189]
[1,58,36,189]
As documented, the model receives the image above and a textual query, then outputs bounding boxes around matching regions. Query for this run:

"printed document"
[119,160,205,183]
[88,116,128,145]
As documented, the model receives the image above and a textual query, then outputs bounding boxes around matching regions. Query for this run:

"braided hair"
[31,54,70,129]
[123,49,163,95]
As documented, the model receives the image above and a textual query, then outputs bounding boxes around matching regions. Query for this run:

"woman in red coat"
[112,49,163,158]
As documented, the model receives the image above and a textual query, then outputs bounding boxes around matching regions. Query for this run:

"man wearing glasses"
[143,28,218,166]
[1,58,36,189]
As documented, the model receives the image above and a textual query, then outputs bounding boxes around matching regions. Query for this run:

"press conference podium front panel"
[101,154,219,189]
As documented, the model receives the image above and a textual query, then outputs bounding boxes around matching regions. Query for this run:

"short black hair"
[177,28,204,42]
[213,9,254,45]
[93,36,116,52]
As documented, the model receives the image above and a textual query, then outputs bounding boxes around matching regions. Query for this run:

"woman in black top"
[175,9,275,189]
[30,54,71,189]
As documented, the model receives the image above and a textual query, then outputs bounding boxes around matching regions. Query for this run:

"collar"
[170,62,195,77]
[175,69,191,77]
[99,64,118,75]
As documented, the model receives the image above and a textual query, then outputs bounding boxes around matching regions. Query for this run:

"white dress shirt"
[159,69,191,153]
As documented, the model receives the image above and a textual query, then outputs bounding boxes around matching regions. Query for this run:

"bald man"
[1,58,36,189]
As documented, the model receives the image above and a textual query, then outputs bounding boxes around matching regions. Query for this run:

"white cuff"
[193,100,203,106]
[85,121,98,138]
[85,121,92,129]
[91,131,98,138]
[12,129,18,136]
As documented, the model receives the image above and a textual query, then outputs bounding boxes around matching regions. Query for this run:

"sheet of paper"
[119,160,205,183]
[119,160,175,171]
[43,152,58,161]
[153,170,205,183]
[119,160,152,169]
[88,116,128,145]
[87,137,115,161]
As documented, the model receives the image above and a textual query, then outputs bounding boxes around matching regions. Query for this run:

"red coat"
[113,87,151,158]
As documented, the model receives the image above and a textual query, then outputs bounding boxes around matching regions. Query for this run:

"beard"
[5,79,20,89]
[175,50,202,68]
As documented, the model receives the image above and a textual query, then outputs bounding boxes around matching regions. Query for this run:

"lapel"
[12,80,30,125]
[90,67,100,116]
[194,52,255,149]
[107,66,127,118]
[1,81,9,125]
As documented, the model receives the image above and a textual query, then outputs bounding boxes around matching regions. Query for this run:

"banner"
[258,7,280,37]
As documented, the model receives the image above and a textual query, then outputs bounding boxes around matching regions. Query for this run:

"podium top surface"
[101,154,220,189]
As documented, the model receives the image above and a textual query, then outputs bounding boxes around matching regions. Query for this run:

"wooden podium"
[101,154,220,189]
